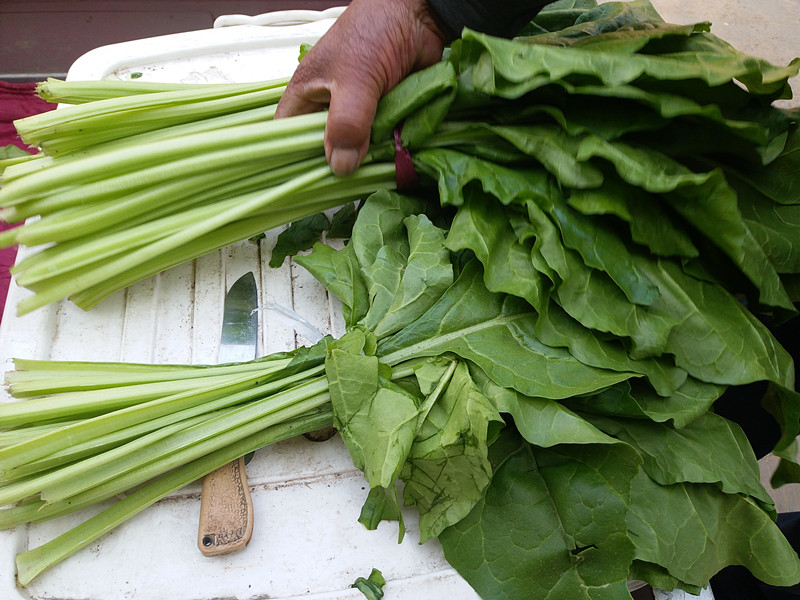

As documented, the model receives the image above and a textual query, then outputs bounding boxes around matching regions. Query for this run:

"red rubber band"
[394,126,418,192]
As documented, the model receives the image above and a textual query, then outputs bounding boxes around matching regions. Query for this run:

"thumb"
[324,80,380,176]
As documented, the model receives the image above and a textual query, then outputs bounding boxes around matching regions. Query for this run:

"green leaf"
[440,429,640,600]
[402,362,502,542]
[588,412,774,509]
[327,202,357,239]
[535,300,688,397]
[573,135,793,310]
[523,196,678,358]
[629,560,701,595]
[444,191,688,396]
[540,190,659,306]
[362,213,453,339]
[523,0,601,36]
[438,123,605,189]
[566,176,699,259]
[564,378,725,429]
[351,568,387,600]
[728,125,800,205]
[414,146,556,209]
[295,242,369,329]
[476,376,618,449]
[325,334,419,489]
[378,258,635,399]
[453,27,799,100]
[628,471,800,588]
[529,0,663,45]
[268,212,329,267]
[358,485,405,542]
[298,42,313,62]
[445,191,548,311]
[372,60,457,144]
[312,190,452,339]
[732,174,800,274]
[635,258,794,387]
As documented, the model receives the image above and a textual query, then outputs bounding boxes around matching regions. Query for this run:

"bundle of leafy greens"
[2,0,800,597]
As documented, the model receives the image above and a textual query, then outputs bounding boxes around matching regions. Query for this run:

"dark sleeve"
[426,0,552,39]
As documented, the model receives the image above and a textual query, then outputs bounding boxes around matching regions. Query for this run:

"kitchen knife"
[197,271,259,556]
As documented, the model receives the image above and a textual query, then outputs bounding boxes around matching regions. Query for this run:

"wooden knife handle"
[197,456,253,556]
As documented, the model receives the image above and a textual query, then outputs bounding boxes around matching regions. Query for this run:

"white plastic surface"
[214,7,347,29]
[0,9,480,600]
[654,588,716,600]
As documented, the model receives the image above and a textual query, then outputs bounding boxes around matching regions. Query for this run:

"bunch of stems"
[0,355,332,584]
[0,79,397,315]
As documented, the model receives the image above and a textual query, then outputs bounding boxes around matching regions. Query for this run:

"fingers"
[324,80,380,176]
[275,0,447,176]
[275,34,381,176]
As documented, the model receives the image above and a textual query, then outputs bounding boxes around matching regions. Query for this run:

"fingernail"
[329,147,360,176]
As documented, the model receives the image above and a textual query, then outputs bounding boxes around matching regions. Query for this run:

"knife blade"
[197,271,259,556]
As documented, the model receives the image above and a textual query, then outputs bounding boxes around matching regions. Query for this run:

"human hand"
[274,0,448,176]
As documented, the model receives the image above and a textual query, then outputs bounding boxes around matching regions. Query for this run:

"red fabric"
[1,81,56,324]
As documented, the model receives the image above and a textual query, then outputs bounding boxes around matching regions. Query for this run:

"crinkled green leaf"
[732,173,800,274]
[372,60,457,144]
[295,242,369,329]
[628,560,701,595]
[443,185,688,396]
[469,365,617,448]
[634,258,794,386]
[364,214,453,338]
[454,27,799,99]
[378,258,634,399]
[324,330,378,433]
[350,191,423,268]
[588,412,774,509]
[541,188,658,306]
[437,156,792,388]
[346,191,453,338]
[571,135,793,310]
[432,123,605,188]
[522,0,602,36]
[325,330,419,488]
[564,378,725,429]
[440,429,640,600]
[414,146,555,209]
[727,125,800,205]
[444,189,548,310]
[300,191,452,335]
[534,299,688,396]
[566,176,699,259]
[559,20,701,54]
[628,471,800,588]
[402,362,502,542]
[523,197,679,357]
